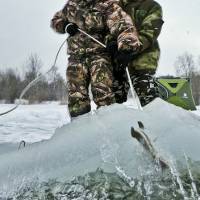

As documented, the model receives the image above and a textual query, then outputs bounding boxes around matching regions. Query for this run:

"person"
[50,0,142,117]
[109,0,164,106]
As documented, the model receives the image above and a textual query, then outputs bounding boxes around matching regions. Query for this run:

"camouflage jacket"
[51,0,140,56]
[120,0,164,71]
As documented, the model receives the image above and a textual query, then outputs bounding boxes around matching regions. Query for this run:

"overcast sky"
[0,0,200,78]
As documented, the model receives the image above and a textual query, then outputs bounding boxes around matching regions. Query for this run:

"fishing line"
[0,38,67,116]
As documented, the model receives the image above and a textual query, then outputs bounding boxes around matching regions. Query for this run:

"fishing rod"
[78,28,143,110]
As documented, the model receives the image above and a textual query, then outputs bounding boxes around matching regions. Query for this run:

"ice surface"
[0,99,200,194]
[0,103,70,143]
[193,106,200,116]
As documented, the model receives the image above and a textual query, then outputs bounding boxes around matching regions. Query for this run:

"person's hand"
[106,41,134,71]
[106,41,118,57]
[116,50,134,68]
[118,28,142,54]
[65,23,79,36]
[116,51,133,67]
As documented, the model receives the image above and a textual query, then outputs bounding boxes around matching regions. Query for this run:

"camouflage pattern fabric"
[51,0,113,117]
[51,0,143,116]
[51,0,163,115]
[121,0,164,71]
[131,70,159,106]
[112,0,163,105]
[112,68,129,103]
[113,69,159,106]
[67,54,114,117]
[51,0,142,55]
[98,0,141,52]
[51,0,107,58]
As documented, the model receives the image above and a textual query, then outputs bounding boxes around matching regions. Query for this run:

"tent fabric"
[156,78,196,111]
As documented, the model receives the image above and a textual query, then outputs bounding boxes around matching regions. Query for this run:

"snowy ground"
[192,106,200,116]
[0,102,199,144]
[0,102,69,143]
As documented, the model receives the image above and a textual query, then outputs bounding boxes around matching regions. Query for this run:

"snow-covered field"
[0,103,70,143]
[0,102,199,144]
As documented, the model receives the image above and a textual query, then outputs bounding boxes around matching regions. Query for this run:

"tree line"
[0,52,200,105]
[0,54,67,104]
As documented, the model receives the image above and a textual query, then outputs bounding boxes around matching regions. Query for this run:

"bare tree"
[197,55,200,71]
[174,52,195,78]
[174,52,200,105]
[0,54,67,104]
[22,54,43,102]
[24,54,42,82]
[0,68,21,103]
[191,72,200,105]
[45,66,67,103]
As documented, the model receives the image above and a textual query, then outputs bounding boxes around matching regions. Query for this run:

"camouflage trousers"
[113,69,159,106]
[67,54,115,117]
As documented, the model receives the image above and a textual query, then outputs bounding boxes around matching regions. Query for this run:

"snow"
[193,106,200,116]
[0,99,200,194]
[0,102,199,144]
[0,103,70,143]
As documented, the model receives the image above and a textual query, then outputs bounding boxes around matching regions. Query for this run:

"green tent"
[156,77,196,110]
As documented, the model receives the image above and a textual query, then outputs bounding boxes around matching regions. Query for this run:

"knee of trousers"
[90,56,115,106]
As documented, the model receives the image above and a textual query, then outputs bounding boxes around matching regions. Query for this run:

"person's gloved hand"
[65,23,79,36]
[116,50,134,69]
[106,41,118,57]
[106,41,134,71]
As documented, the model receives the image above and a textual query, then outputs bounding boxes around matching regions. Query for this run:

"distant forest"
[0,54,67,104]
[0,52,200,105]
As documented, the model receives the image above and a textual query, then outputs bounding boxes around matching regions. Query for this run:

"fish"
[131,121,169,169]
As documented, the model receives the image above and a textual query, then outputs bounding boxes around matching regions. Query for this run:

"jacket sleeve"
[50,5,69,34]
[100,0,141,52]
[138,2,164,53]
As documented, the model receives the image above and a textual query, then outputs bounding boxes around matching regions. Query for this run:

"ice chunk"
[0,98,200,194]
